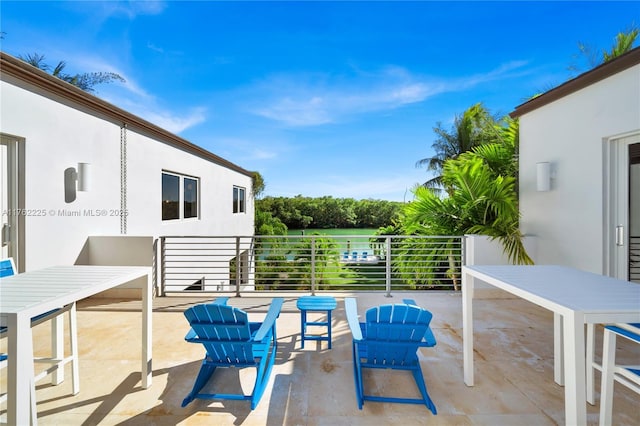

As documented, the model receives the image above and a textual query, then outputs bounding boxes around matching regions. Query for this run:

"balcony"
[1,292,638,425]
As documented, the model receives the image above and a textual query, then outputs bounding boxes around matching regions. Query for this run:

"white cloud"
[98,81,207,134]
[255,96,333,126]
[147,42,164,53]
[66,55,155,101]
[251,148,278,160]
[63,54,206,134]
[454,60,531,89]
[142,107,207,134]
[94,1,167,20]
[210,137,285,163]
[248,61,529,127]
[60,1,167,25]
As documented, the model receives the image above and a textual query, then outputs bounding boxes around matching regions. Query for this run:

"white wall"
[464,234,537,298]
[75,235,154,297]
[0,77,254,271]
[518,65,640,273]
[126,128,254,237]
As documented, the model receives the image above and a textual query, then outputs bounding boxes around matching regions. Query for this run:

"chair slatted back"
[184,303,256,365]
[0,258,16,278]
[364,304,432,366]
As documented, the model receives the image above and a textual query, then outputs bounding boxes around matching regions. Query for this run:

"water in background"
[288,228,378,255]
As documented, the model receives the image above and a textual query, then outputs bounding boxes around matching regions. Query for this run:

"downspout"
[120,123,128,234]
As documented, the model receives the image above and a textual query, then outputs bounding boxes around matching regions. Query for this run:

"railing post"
[235,236,241,297]
[385,236,392,297]
[460,235,466,266]
[159,237,166,297]
[249,236,256,291]
[311,236,316,295]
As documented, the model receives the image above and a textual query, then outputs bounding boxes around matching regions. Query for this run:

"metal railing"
[631,235,640,283]
[159,234,464,296]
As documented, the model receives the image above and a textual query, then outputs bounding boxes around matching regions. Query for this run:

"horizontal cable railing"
[159,235,464,296]
[631,235,640,283]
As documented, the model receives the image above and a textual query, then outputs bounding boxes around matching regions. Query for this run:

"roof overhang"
[510,47,640,118]
[0,51,255,178]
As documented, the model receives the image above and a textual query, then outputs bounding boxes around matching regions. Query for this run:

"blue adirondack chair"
[345,297,437,414]
[0,258,15,277]
[181,297,284,409]
[599,323,640,426]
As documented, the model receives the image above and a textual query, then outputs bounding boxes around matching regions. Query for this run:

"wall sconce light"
[64,162,91,203]
[76,162,91,192]
[536,161,552,192]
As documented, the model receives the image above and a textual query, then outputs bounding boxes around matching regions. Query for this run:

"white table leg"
[142,271,152,388]
[462,270,474,386]
[554,312,564,385]
[586,323,596,404]
[563,310,587,425]
[69,303,80,394]
[8,312,36,425]
[599,327,616,426]
[51,315,64,385]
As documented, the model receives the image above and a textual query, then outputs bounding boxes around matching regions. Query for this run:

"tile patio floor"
[1,292,638,425]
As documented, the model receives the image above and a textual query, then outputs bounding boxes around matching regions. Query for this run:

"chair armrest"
[345,298,363,341]
[253,297,284,342]
[212,297,229,305]
[403,298,436,346]
[185,328,198,341]
[421,328,437,347]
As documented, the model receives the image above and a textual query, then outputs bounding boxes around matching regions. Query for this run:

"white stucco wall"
[464,234,537,298]
[518,64,640,273]
[0,77,254,271]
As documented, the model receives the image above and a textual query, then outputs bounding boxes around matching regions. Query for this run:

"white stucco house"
[512,47,640,282]
[0,51,255,295]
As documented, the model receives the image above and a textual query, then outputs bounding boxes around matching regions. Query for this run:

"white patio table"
[462,264,640,426]
[0,265,153,425]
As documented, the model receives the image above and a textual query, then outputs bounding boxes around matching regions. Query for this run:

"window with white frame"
[162,171,199,221]
[233,185,246,214]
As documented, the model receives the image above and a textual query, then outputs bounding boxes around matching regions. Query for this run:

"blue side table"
[296,296,337,349]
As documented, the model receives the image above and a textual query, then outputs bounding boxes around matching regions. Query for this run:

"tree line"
[255,196,402,232]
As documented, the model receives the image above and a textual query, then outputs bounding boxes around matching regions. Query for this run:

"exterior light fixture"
[64,162,91,203]
[76,162,91,192]
[536,162,552,192]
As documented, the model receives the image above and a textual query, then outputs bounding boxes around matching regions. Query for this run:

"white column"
[462,268,474,386]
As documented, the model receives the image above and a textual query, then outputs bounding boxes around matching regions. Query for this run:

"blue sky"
[1,1,638,201]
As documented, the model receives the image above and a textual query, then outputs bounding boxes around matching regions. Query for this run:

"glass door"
[0,134,18,264]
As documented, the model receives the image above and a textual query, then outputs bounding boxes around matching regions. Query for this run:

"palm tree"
[18,53,124,93]
[603,25,639,62]
[472,116,520,193]
[398,121,531,289]
[416,103,496,192]
[569,24,639,73]
[399,155,533,286]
